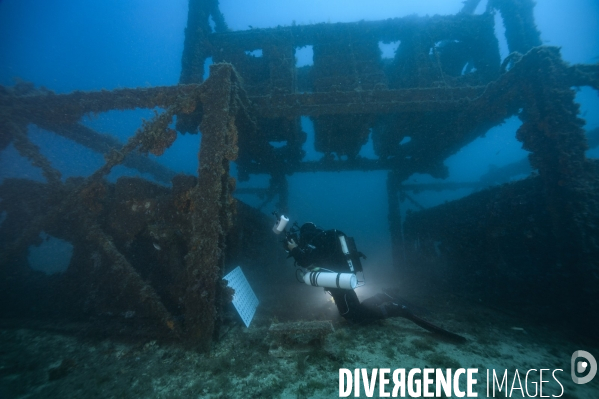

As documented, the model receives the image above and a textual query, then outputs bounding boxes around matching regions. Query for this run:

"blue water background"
[1,0,598,276]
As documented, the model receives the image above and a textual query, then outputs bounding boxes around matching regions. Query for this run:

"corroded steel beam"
[209,14,494,49]
[1,84,205,126]
[249,86,487,117]
[247,63,598,119]
[184,63,240,351]
[37,122,178,184]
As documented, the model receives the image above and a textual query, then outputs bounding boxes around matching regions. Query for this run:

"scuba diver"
[273,215,466,342]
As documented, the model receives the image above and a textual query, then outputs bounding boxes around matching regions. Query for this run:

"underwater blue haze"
[1,0,598,274]
[1,1,599,397]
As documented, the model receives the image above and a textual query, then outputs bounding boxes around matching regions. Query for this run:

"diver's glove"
[287,239,298,251]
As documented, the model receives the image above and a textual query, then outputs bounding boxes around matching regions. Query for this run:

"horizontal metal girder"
[249,86,487,117]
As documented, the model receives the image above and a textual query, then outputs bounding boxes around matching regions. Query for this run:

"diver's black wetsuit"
[288,223,466,342]
[289,226,392,323]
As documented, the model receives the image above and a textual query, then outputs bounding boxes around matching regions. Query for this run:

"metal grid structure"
[1,0,598,347]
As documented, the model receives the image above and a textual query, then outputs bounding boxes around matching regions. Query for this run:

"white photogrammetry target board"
[223,266,259,328]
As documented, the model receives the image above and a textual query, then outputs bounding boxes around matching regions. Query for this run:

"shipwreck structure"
[1,0,598,348]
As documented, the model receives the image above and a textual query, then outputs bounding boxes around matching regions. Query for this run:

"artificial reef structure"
[1,0,598,350]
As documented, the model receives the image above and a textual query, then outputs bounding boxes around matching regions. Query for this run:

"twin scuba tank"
[272,214,363,290]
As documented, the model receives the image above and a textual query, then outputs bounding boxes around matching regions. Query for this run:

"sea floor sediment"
[1,294,597,399]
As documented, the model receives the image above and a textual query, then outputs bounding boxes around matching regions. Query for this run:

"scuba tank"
[301,270,357,290]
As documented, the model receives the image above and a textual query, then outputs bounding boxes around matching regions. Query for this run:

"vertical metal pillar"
[180,0,228,85]
[184,64,239,351]
[178,0,229,134]
[273,173,289,214]
[489,0,542,54]
[387,170,404,273]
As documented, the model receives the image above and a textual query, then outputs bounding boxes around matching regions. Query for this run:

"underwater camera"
[272,212,300,251]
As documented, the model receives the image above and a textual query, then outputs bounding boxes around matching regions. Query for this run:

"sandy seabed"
[1,294,597,399]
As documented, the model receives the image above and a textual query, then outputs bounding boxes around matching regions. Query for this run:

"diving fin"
[380,292,467,343]
[398,307,467,343]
